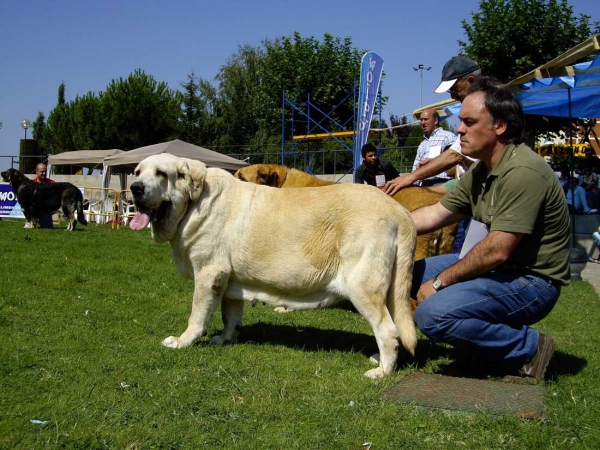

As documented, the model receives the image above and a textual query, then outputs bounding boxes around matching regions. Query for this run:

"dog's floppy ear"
[233,169,243,181]
[256,167,279,187]
[178,158,206,202]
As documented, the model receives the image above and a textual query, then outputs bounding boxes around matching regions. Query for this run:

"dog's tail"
[386,216,418,357]
[76,199,88,226]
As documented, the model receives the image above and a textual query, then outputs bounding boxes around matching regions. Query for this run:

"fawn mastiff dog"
[234,164,458,260]
[128,154,417,378]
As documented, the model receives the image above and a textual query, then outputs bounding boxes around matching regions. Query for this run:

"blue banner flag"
[0,184,25,218]
[354,52,384,178]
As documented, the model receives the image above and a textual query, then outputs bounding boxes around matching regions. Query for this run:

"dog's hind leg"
[349,291,401,379]
[210,297,244,345]
[63,205,76,231]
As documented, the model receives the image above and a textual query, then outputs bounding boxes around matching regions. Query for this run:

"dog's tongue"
[129,209,151,231]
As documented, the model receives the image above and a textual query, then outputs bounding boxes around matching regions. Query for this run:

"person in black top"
[354,143,399,187]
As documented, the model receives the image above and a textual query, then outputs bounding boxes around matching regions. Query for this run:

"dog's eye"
[156,170,167,178]
[134,170,140,177]
[177,172,185,180]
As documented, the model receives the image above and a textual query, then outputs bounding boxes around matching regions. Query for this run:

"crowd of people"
[554,148,600,215]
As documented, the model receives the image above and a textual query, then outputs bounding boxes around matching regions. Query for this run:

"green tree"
[460,0,598,83]
[388,114,415,148]
[179,70,227,151]
[44,72,182,154]
[459,0,600,143]
[46,82,76,154]
[32,112,50,154]
[99,69,182,150]
[257,32,366,142]
[214,44,263,153]
[179,70,204,145]
[70,92,102,150]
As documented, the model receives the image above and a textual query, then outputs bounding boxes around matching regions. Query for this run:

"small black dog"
[1,168,88,231]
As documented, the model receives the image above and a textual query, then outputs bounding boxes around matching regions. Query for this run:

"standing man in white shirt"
[411,108,456,187]
[384,56,482,196]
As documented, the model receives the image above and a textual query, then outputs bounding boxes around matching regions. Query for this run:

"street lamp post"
[412,64,432,108]
[21,119,31,139]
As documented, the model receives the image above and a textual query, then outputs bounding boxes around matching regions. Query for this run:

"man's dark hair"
[361,143,377,158]
[467,76,525,145]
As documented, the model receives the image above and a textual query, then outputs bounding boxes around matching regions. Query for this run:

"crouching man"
[411,77,570,380]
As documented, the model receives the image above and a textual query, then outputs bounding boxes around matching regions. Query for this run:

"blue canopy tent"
[516,54,600,118]
[414,34,600,120]
[439,53,600,119]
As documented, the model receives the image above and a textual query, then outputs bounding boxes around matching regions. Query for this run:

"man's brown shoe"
[519,333,555,380]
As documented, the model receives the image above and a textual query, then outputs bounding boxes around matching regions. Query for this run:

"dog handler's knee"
[414,300,449,342]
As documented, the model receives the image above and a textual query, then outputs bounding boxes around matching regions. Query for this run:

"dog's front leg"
[162,269,229,349]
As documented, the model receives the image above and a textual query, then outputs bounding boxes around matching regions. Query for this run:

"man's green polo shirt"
[441,143,571,285]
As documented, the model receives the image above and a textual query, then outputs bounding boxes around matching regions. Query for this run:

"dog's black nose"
[130,182,144,197]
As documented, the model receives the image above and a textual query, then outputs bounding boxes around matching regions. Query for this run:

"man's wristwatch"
[432,275,445,292]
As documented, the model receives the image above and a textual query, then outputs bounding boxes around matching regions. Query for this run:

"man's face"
[419,110,437,136]
[35,165,48,180]
[456,92,500,159]
[364,151,378,166]
[448,76,472,102]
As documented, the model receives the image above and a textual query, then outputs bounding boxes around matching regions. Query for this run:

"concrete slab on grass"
[383,373,546,419]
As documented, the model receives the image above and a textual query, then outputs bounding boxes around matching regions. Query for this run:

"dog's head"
[1,168,30,189]
[234,164,287,187]
[129,154,206,242]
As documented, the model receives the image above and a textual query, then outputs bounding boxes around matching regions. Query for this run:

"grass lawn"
[1,219,599,449]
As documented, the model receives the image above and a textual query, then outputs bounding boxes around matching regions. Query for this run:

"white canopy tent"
[47,149,124,174]
[103,139,249,174]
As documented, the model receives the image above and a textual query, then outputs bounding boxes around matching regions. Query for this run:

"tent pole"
[568,87,576,249]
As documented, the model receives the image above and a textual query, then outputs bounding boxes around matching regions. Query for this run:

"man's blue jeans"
[412,254,560,368]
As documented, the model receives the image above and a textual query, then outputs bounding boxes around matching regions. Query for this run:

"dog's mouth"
[129,201,170,231]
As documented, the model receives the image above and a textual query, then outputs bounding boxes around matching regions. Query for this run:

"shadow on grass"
[234,322,380,357]
[206,319,587,380]
[410,341,587,380]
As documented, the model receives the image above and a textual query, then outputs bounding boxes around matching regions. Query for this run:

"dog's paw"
[210,335,225,345]
[364,367,386,379]
[162,336,180,348]
[369,353,380,365]
[274,306,294,313]
[209,335,237,345]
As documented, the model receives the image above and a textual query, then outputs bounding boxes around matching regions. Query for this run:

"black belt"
[419,178,451,187]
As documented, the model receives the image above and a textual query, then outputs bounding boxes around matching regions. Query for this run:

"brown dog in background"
[234,164,458,261]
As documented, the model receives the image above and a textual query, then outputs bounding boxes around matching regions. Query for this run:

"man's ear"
[494,119,508,137]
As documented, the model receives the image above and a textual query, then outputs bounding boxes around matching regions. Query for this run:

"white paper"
[459,220,489,259]
[375,174,386,187]
[427,145,442,159]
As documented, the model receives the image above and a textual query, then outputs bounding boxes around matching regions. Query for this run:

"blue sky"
[1,0,598,160]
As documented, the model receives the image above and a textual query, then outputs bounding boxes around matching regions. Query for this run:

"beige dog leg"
[210,298,244,345]
[162,270,228,349]
[351,298,400,379]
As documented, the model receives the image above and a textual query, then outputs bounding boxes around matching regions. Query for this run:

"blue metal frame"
[281,82,357,175]
[281,81,383,177]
